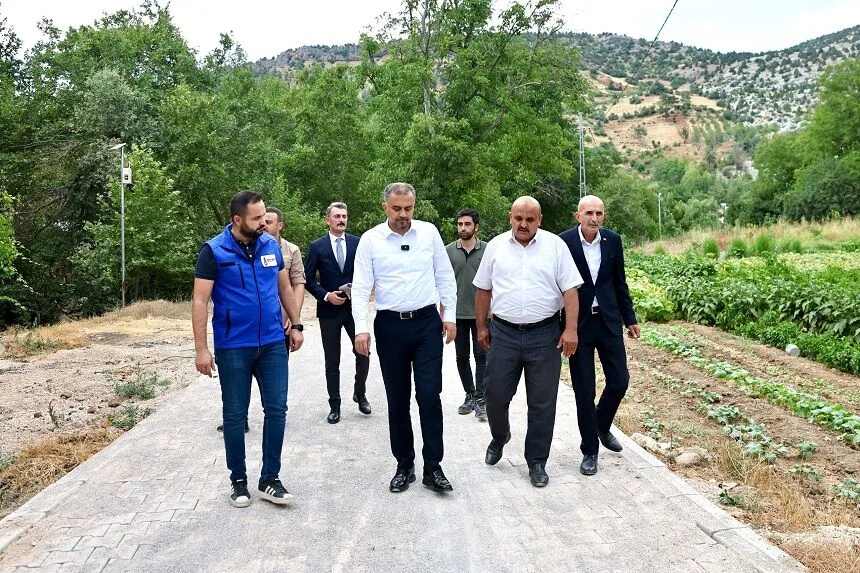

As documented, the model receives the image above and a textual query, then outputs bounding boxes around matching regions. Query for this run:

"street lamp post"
[109,142,127,307]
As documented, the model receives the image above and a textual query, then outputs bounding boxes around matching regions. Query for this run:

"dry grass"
[637,217,860,255]
[0,430,118,517]
[2,300,190,358]
[777,540,860,573]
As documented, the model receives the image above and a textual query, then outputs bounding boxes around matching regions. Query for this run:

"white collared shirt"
[352,219,457,334]
[329,232,346,260]
[579,227,601,308]
[473,229,583,324]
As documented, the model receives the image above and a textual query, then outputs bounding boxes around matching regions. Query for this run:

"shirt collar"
[578,226,601,246]
[508,229,538,246]
[455,239,481,251]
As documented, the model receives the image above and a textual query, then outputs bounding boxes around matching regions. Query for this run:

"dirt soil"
[0,300,319,458]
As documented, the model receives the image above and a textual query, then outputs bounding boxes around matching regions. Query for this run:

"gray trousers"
[484,319,562,466]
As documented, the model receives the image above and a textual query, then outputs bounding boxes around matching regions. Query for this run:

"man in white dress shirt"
[351,183,458,494]
[474,196,583,488]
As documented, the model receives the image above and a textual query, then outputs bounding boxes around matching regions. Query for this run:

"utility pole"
[110,142,128,307]
[578,113,586,199]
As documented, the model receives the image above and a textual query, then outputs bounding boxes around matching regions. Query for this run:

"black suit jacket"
[559,226,637,335]
[304,233,360,319]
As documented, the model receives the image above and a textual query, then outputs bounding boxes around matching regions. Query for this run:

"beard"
[458,230,475,240]
[238,221,264,241]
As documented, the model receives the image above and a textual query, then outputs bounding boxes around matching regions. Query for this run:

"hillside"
[255,26,859,131]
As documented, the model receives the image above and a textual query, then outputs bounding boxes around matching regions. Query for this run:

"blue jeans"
[215,341,288,483]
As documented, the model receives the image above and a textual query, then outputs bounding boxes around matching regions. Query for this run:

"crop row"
[641,328,860,445]
[646,367,788,463]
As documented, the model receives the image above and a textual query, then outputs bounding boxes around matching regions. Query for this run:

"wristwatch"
[290,324,304,332]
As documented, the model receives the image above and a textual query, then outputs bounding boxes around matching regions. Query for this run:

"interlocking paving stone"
[0,319,806,572]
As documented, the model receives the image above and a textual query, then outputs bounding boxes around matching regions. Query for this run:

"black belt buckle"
[398,311,415,320]
[591,307,600,315]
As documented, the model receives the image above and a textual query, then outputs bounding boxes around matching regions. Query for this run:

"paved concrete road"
[0,320,805,572]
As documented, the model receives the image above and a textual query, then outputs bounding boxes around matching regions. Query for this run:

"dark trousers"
[484,320,562,466]
[454,318,487,400]
[568,314,630,456]
[215,341,288,483]
[320,314,370,407]
[374,307,444,472]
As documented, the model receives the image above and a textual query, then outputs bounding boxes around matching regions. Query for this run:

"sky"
[2,0,859,61]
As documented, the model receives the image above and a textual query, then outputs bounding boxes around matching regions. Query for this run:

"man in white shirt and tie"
[352,183,458,494]
[304,202,370,424]
[474,196,583,488]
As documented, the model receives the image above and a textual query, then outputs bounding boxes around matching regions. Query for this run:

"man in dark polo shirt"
[192,191,304,508]
[445,208,488,421]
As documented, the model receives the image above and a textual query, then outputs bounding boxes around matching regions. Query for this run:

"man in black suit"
[559,195,640,477]
[304,202,370,424]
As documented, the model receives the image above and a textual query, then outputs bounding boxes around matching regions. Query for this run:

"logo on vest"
[261,254,278,268]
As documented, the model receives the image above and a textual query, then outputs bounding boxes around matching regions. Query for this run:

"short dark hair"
[266,206,284,223]
[230,191,263,218]
[455,208,479,226]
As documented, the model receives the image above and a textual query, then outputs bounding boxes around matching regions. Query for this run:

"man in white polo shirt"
[473,196,583,488]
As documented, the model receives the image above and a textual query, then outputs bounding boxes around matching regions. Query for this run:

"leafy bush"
[702,237,719,257]
[753,234,775,254]
[778,238,803,253]
[627,269,675,322]
[727,237,749,258]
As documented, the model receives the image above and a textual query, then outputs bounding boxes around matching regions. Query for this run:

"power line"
[599,0,681,121]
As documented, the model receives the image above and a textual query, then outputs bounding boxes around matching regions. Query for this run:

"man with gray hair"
[560,194,639,477]
[352,183,458,494]
[304,202,370,424]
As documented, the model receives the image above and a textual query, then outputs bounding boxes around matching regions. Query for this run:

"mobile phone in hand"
[336,291,348,299]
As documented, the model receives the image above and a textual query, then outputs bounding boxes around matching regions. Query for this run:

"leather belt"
[377,304,437,320]
[492,313,560,331]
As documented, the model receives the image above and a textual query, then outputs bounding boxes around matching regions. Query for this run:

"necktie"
[335,237,345,272]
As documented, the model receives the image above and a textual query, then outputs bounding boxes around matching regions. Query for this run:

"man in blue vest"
[193,190,305,508]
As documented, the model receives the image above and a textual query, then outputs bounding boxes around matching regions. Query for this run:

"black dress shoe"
[529,463,549,487]
[389,466,416,492]
[485,432,512,466]
[327,408,340,424]
[598,430,623,452]
[580,454,598,476]
[422,469,453,492]
[353,394,371,415]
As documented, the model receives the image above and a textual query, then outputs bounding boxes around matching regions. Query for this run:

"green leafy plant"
[833,478,860,503]
[702,237,719,257]
[113,371,170,400]
[108,406,152,430]
[795,440,818,460]
[789,464,822,481]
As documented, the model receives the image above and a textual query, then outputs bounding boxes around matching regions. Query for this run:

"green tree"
[74,146,195,310]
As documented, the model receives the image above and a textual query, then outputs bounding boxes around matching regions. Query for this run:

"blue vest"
[207,225,285,349]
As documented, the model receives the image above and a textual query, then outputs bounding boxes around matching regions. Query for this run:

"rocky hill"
[256,26,859,132]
